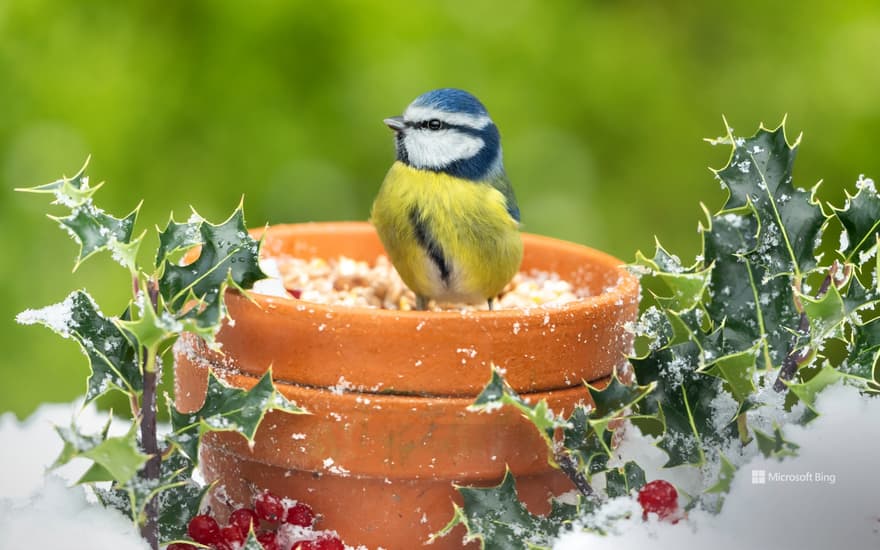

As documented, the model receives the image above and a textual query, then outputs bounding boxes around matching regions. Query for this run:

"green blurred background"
[2,0,880,418]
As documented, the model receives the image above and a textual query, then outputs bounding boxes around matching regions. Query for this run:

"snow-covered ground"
[556,383,880,550]
[0,384,878,550]
[0,402,148,549]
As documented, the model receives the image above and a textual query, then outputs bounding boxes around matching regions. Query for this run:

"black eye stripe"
[405,120,482,134]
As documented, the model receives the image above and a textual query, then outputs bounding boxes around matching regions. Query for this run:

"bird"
[371,88,523,311]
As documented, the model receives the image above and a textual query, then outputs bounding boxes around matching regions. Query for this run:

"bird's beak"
[384,116,406,133]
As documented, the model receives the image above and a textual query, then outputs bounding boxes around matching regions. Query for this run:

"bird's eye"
[428,119,443,130]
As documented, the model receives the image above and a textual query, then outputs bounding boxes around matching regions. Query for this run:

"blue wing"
[489,171,520,223]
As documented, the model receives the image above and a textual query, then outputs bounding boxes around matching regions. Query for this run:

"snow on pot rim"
[201,222,638,396]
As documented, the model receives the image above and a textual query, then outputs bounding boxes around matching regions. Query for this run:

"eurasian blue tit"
[371,88,523,310]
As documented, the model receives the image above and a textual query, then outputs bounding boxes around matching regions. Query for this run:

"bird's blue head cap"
[410,88,489,118]
[385,88,503,181]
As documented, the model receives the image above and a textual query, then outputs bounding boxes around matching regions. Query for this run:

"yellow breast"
[371,162,523,303]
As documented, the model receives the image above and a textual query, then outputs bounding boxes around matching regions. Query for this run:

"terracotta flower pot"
[174,222,638,549]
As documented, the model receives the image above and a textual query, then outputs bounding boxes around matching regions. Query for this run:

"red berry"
[221,524,246,545]
[295,534,344,550]
[167,544,198,550]
[187,514,221,544]
[315,534,345,550]
[284,502,316,527]
[257,530,280,550]
[229,507,259,534]
[255,491,285,522]
[637,479,678,520]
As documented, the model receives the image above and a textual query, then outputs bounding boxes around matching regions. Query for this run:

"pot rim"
[246,221,638,321]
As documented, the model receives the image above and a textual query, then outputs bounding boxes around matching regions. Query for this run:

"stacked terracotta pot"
[174,222,638,549]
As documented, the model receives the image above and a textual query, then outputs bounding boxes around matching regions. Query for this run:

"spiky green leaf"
[53,203,141,270]
[835,176,880,262]
[169,369,307,462]
[754,425,800,459]
[53,420,148,485]
[16,290,142,402]
[158,206,266,344]
[470,368,569,458]
[605,461,646,498]
[433,470,562,550]
[15,158,99,208]
[157,452,209,543]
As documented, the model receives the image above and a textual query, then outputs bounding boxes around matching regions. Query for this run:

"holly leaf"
[605,461,646,498]
[103,447,209,532]
[845,317,880,385]
[705,454,736,495]
[158,205,266,343]
[633,245,712,313]
[834,176,880,262]
[587,373,656,419]
[169,369,308,462]
[785,363,843,415]
[115,287,181,350]
[470,367,569,461]
[53,418,148,485]
[157,452,209,543]
[52,202,142,270]
[16,290,142,402]
[562,405,612,475]
[15,158,100,208]
[754,425,800,459]
[699,345,759,402]
[156,214,205,266]
[631,337,735,467]
[432,470,563,550]
[94,486,134,520]
[711,122,825,274]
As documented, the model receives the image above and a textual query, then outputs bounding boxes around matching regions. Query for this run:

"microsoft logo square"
[751,469,766,484]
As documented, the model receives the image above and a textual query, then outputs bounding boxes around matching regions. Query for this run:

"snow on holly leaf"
[834,175,880,263]
[97,444,209,539]
[52,201,141,270]
[15,157,100,208]
[158,205,267,343]
[845,317,880,388]
[169,369,307,462]
[17,160,143,270]
[156,452,210,544]
[710,121,824,274]
[703,123,825,370]
[16,290,142,402]
[632,244,712,314]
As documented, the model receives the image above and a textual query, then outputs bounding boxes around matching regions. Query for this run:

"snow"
[0,402,148,550]
[554,383,880,550]
[2,384,877,550]
[15,293,78,338]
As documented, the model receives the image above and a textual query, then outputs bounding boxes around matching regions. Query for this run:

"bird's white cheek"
[404,131,484,169]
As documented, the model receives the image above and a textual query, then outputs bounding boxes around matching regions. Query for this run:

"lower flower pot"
[175,353,607,549]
